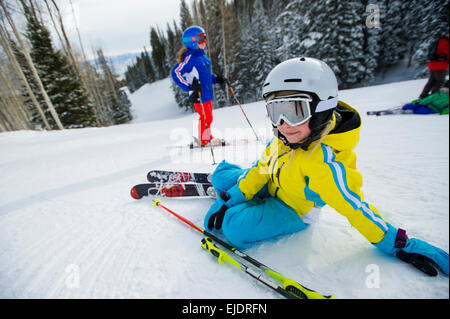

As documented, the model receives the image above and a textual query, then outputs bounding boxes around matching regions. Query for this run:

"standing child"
[171,26,226,146]
[419,30,449,99]
[204,57,449,277]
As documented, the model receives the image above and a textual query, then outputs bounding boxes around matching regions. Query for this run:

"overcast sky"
[59,0,181,57]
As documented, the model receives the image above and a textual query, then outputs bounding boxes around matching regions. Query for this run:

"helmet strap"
[273,110,338,151]
[272,126,313,151]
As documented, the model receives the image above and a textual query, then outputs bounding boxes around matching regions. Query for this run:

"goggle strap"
[316,97,338,112]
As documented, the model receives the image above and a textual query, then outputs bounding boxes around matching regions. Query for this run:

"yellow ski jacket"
[237,101,389,244]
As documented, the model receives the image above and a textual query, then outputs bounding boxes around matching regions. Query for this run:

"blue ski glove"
[374,223,449,276]
[204,185,246,231]
[189,78,202,104]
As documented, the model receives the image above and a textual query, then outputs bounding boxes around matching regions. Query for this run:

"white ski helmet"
[262,57,338,107]
[263,57,339,150]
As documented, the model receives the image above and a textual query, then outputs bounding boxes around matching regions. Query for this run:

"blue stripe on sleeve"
[321,144,388,231]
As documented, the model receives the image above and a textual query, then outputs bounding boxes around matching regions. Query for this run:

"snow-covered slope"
[0,78,448,299]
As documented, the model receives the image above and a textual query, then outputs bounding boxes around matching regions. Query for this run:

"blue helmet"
[182,26,206,50]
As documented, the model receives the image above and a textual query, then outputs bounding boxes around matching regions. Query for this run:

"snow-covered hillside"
[0,78,448,299]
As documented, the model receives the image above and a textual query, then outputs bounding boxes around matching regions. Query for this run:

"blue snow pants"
[205,160,308,249]
[402,103,437,114]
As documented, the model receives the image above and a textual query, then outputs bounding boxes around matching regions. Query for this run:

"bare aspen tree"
[27,0,41,24]
[68,0,107,125]
[97,49,120,107]
[0,67,32,128]
[0,118,8,132]
[0,65,30,130]
[88,55,110,125]
[47,0,101,126]
[48,0,81,79]
[93,48,113,123]
[42,0,70,58]
[0,22,51,129]
[0,96,15,130]
[220,0,229,101]
[0,75,22,130]
[0,0,64,129]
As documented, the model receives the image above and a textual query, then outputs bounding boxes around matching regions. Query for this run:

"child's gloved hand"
[190,78,202,93]
[374,223,449,276]
[204,185,245,231]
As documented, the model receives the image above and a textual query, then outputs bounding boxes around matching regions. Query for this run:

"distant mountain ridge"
[89,51,149,78]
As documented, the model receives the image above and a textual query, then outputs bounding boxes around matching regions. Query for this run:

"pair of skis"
[367,107,413,116]
[130,170,216,200]
[168,136,250,150]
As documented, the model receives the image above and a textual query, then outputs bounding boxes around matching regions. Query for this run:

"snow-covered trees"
[96,50,132,125]
[0,0,134,131]
[154,0,447,109]
[150,27,169,80]
[125,50,155,94]
[409,0,449,76]
[21,2,96,129]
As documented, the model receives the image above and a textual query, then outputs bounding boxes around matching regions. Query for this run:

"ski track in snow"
[0,78,448,299]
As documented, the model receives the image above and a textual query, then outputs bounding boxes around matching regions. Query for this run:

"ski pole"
[197,91,216,165]
[226,82,260,142]
[152,199,294,299]
[152,199,333,299]
[200,237,297,299]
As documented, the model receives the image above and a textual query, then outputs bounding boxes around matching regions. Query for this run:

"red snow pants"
[193,100,214,145]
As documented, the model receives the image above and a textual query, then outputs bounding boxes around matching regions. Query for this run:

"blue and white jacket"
[171,49,218,103]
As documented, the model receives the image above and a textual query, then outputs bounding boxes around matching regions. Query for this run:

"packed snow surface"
[0,77,448,299]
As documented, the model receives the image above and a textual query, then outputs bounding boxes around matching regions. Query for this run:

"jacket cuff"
[225,184,246,207]
[373,223,402,255]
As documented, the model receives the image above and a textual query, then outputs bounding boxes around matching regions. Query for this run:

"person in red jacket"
[420,31,449,99]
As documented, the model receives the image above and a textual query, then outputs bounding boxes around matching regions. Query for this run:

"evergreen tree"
[197,0,208,30]
[203,0,222,75]
[207,0,226,108]
[150,27,168,79]
[164,23,177,78]
[10,37,43,125]
[97,49,132,125]
[303,1,366,89]
[191,0,202,25]
[142,48,156,83]
[110,88,132,124]
[275,0,309,61]
[158,0,449,109]
[337,1,366,88]
[233,31,254,103]
[100,82,132,125]
[410,0,449,77]
[226,0,257,103]
[218,0,242,106]
[125,65,137,93]
[244,0,277,99]
[377,0,409,76]
[23,4,96,129]
[180,0,194,31]
[360,0,382,83]
[124,47,156,93]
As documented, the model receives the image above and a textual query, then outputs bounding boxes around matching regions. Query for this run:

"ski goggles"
[197,34,207,44]
[266,95,313,126]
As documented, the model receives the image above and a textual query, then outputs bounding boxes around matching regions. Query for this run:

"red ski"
[130,182,216,200]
